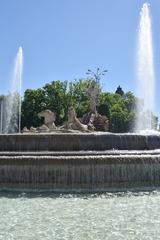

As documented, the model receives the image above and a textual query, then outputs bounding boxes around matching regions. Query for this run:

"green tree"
[21,88,46,128]
[67,79,91,117]
[110,104,129,132]
[99,91,137,132]
[43,81,68,125]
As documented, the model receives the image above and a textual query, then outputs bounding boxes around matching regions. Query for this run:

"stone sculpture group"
[22,80,109,133]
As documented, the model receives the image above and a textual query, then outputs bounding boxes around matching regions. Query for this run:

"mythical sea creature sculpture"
[22,127,30,133]
[61,107,89,132]
[38,110,57,130]
[82,111,108,131]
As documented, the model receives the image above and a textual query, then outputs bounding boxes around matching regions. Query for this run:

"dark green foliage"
[99,91,137,132]
[43,81,68,124]
[67,79,91,117]
[21,88,46,128]
[97,104,110,117]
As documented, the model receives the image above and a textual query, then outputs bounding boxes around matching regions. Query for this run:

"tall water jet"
[4,47,23,133]
[135,3,155,132]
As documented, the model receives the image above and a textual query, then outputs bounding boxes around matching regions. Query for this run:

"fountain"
[0,4,160,192]
[3,46,23,134]
[136,3,155,132]
[1,104,160,191]
[0,4,160,240]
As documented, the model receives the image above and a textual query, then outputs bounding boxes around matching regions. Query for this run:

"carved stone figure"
[37,124,50,133]
[22,104,108,134]
[22,127,30,133]
[83,111,109,132]
[29,126,37,133]
[93,113,109,131]
[86,80,100,113]
[61,107,89,132]
[38,110,57,130]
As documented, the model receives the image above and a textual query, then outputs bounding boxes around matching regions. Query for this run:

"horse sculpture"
[61,107,89,132]
[22,108,91,133]
[38,110,57,130]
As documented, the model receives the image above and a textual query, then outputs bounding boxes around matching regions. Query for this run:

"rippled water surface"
[0,191,160,240]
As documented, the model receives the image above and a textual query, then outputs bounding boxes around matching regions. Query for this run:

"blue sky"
[0,0,160,115]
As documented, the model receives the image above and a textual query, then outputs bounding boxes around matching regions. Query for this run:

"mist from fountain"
[4,46,23,133]
[135,3,155,133]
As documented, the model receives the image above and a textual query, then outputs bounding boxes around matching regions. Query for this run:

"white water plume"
[4,47,23,133]
[135,3,155,132]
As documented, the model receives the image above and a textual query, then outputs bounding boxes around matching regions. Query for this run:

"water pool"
[0,190,160,240]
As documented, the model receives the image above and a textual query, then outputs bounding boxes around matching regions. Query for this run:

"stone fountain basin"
[0,153,159,191]
[0,133,160,191]
[0,132,160,151]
